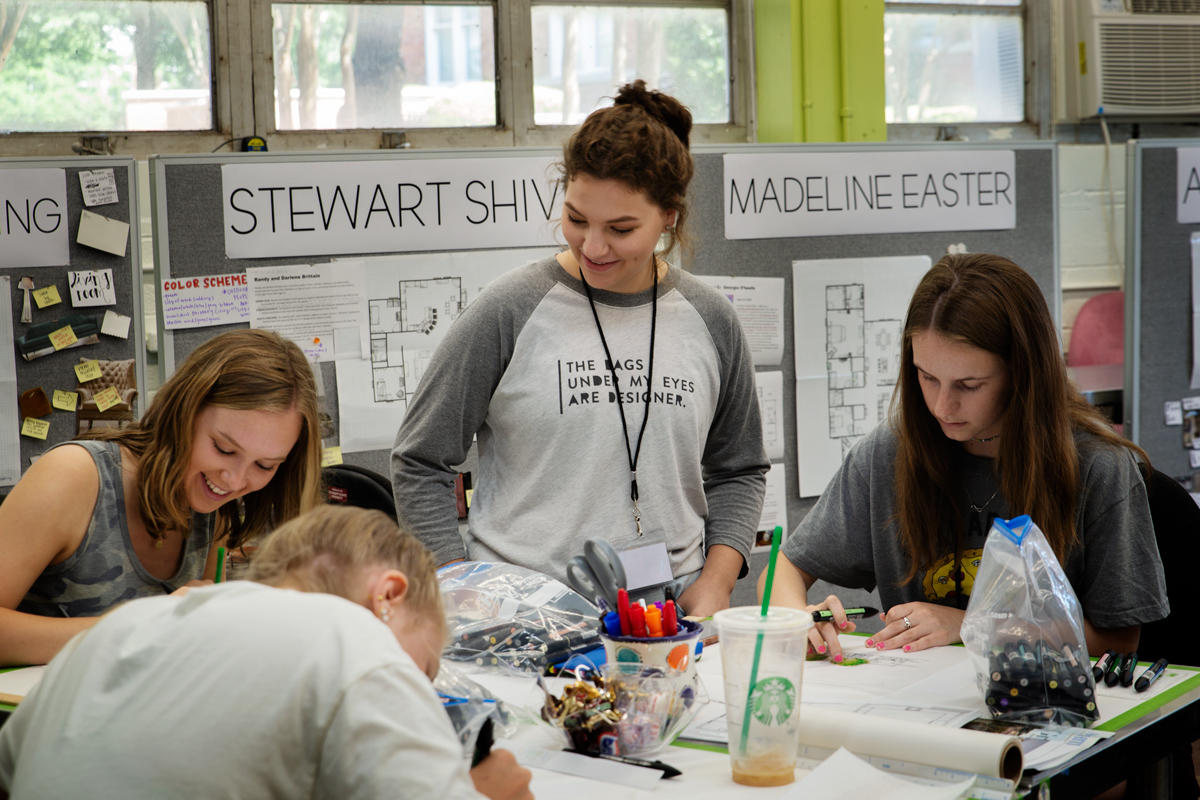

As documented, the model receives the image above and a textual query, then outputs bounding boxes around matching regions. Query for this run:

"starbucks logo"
[749,676,796,726]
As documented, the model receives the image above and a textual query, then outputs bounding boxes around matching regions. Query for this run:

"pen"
[1104,651,1125,687]
[471,717,494,768]
[1135,658,1169,693]
[572,749,682,779]
[215,546,226,584]
[811,606,879,623]
[1119,651,1138,687]
[1093,649,1116,682]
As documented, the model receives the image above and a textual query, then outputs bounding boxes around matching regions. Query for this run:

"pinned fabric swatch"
[101,310,131,339]
[77,210,129,257]
[19,388,52,419]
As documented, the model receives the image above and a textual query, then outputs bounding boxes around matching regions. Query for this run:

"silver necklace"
[967,486,1000,514]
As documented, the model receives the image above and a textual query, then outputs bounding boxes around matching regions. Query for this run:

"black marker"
[1135,658,1169,693]
[471,717,494,768]
[1119,652,1138,688]
[811,606,879,623]
[1104,652,1125,687]
[1093,649,1116,682]
[572,749,682,779]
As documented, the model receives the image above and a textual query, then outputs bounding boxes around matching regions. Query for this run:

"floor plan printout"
[755,370,785,461]
[793,256,932,497]
[335,248,559,453]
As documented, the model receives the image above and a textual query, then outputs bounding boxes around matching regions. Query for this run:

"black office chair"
[1137,466,1200,800]
[323,463,397,521]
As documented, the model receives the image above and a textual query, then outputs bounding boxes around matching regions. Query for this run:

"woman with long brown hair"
[0,328,324,666]
[764,253,1168,660]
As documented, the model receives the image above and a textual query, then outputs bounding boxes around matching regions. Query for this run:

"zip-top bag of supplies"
[961,515,1100,727]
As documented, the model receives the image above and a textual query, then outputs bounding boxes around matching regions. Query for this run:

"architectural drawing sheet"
[1190,233,1200,389]
[793,256,931,497]
[696,275,785,366]
[756,370,785,460]
[335,247,559,453]
[0,276,20,486]
[754,462,788,552]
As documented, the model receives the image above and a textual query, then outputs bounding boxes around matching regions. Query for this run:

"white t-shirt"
[0,582,485,800]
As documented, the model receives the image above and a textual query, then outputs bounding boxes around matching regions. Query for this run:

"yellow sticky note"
[49,325,78,351]
[75,359,103,382]
[465,488,473,508]
[93,386,122,412]
[52,390,79,411]
[21,417,49,440]
[321,446,343,467]
[33,285,62,308]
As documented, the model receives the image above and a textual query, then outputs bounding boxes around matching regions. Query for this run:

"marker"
[572,750,682,779]
[602,611,622,637]
[1135,658,1169,692]
[471,717,494,768]
[1004,642,1022,666]
[1119,652,1138,687]
[645,605,663,637]
[1104,652,1125,687]
[617,588,631,636]
[1017,639,1037,668]
[811,606,879,623]
[663,600,679,636]
[630,603,647,638]
[1093,649,1116,682]
[214,546,226,583]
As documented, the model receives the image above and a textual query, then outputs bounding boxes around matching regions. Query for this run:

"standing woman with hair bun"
[392,82,769,616]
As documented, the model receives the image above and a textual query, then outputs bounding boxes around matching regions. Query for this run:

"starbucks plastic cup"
[713,607,811,787]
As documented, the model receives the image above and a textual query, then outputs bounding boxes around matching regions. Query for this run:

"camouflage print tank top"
[19,440,215,618]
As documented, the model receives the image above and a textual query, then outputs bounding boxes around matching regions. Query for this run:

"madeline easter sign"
[723,150,1017,239]
[221,157,563,259]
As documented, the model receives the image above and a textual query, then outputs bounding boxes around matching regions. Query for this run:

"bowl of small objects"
[539,663,706,757]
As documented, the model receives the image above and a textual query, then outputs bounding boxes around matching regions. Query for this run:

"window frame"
[883,0,1054,142]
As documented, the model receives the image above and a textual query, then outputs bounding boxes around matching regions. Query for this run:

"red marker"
[617,588,632,636]
[630,603,648,638]
[663,600,678,636]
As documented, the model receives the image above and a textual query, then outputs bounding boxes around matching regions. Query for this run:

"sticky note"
[33,285,62,308]
[79,168,118,206]
[75,359,103,382]
[52,390,79,411]
[321,446,343,467]
[49,325,78,350]
[77,210,129,257]
[1166,401,1184,426]
[93,386,122,412]
[101,310,131,339]
[21,417,49,440]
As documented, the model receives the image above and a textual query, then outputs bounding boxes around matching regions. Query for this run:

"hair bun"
[613,80,692,148]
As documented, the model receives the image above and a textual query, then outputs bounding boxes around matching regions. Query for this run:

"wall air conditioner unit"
[1064,0,1200,118]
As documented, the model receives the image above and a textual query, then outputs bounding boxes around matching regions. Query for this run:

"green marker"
[214,546,226,584]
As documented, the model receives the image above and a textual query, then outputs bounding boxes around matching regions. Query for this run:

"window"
[0,0,213,132]
[884,0,1025,126]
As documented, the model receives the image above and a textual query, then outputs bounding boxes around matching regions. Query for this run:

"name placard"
[723,150,1016,240]
[1179,147,1200,224]
[222,157,562,259]
[0,168,69,268]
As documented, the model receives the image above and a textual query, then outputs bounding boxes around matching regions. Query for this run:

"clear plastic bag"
[961,515,1100,727]
[440,561,603,673]
[433,660,517,757]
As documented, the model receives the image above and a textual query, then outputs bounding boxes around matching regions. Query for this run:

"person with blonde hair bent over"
[0,506,533,800]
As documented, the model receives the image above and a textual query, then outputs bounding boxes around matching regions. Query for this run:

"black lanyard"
[578,262,659,536]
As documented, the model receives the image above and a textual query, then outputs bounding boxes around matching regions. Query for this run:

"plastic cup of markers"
[713,607,811,787]
[598,617,705,684]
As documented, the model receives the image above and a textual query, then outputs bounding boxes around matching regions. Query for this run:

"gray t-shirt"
[391,256,769,583]
[783,424,1169,629]
[20,440,215,618]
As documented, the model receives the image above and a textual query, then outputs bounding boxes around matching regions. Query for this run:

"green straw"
[214,546,226,584]
[739,525,783,753]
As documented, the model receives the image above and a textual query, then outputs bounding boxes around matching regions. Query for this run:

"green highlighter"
[215,546,226,584]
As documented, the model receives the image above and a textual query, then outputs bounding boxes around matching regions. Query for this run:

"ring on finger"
[902,616,912,629]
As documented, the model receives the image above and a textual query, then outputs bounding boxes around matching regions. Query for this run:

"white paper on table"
[696,275,785,366]
[500,744,662,790]
[77,210,129,257]
[247,261,368,362]
[0,666,46,700]
[0,277,21,486]
[756,370,785,460]
[793,256,931,497]
[0,168,69,268]
[754,464,788,552]
[1191,234,1200,388]
[786,747,974,800]
[161,273,249,330]
[334,247,557,453]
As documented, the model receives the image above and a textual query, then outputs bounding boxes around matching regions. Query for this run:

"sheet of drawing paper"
[334,247,558,454]
[756,370,785,460]
[792,256,931,496]
[0,168,69,268]
[0,666,46,703]
[0,277,20,485]
[754,463,788,553]
[696,275,785,366]
[786,747,975,800]
[247,261,368,362]
[1190,233,1200,388]
[161,272,248,329]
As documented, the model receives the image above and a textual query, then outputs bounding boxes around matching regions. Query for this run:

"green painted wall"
[754,0,886,143]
